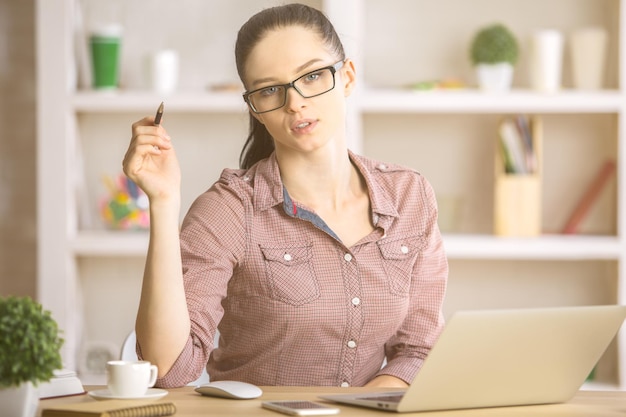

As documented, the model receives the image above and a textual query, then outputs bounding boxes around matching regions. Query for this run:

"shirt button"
[243,175,250,182]
[347,340,357,348]
[341,382,350,387]
[378,163,387,170]
[401,245,409,254]
[372,214,379,225]
[344,253,352,262]
[283,253,292,261]
[351,297,361,306]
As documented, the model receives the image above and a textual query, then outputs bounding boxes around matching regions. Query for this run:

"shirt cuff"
[137,337,201,388]
[375,356,424,385]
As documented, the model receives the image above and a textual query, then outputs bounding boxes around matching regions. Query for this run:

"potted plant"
[0,296,63,417]
[470,23,519,92]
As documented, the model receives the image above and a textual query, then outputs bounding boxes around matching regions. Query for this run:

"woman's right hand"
[123,117,181,205]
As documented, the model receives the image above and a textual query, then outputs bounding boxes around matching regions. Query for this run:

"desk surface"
[37,386,626,417]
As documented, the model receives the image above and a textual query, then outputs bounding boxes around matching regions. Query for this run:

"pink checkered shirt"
[148,151,448,387]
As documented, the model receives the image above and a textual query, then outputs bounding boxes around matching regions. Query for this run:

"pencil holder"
[493,116,542,237]
[494,175,541,236]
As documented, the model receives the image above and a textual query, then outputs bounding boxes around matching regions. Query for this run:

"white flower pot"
[0,382,39,417]
[476,63,514,93]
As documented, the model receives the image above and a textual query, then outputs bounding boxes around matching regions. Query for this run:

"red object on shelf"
[562,159,616,234]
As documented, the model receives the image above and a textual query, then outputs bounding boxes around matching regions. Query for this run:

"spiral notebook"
[41,399,176,417]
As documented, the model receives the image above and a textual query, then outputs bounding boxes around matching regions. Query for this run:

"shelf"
[359,89,625,114]
[71,90,248,113]
[70,230,623,261]
[71,230,149,256]
[70,89,624,115]
[442,234,623,260]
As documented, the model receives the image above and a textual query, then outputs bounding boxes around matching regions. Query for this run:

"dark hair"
[235,3,346,169]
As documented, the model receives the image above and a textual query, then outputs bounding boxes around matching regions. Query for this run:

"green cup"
[90,25,122,90]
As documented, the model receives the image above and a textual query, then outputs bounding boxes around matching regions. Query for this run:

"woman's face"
[243,25,355,156]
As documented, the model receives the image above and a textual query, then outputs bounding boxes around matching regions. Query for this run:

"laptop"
[320,305,626,413]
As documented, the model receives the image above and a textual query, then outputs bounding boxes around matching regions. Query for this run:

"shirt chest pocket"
[377,235,426,296]
[259,243,320,306]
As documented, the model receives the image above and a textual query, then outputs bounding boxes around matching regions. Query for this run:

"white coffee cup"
[106,360,158,397]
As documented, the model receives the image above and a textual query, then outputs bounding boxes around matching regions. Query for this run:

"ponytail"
[239,117,275,169]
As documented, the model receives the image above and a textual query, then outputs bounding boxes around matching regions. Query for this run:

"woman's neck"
[277,148,359,211]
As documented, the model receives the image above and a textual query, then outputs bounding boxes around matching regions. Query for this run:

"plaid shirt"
[152,151,448,387]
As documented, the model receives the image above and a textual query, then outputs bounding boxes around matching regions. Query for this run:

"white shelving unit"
[38,0,626,387]
[72,91,247,113]
[360,89,624,113]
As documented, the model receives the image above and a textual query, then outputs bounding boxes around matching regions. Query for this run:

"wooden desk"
[37,386,626,417]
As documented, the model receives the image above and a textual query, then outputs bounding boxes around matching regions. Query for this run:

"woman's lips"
[291,119,317,134]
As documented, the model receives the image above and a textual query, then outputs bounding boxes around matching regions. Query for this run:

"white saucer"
[88,388,168,400]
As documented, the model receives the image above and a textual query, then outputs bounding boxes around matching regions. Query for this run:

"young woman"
[123,3,448,388]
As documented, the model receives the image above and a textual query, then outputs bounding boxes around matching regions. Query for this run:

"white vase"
[476,63,514,93]
[148,49,180,94]
[0,382,39,417]
[530,29,564,93]
[570,27,608,90]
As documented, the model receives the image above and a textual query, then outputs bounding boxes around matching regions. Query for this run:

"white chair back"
[120,330,215,386]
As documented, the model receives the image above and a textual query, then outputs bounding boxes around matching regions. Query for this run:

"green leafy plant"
[0,296,64,388]
[470,23,519,66]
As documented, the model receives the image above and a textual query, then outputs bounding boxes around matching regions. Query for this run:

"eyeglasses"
[243,60,345,114]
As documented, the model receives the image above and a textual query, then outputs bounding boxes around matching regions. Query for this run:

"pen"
[154,101,164,126]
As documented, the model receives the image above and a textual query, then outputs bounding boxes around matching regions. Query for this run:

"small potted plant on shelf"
[470,23,519,92]
[0,296,64,417]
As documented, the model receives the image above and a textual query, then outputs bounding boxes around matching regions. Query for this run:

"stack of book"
[38,369,85,399]
[498,115,538,175]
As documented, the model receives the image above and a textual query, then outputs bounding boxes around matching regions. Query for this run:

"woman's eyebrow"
[250,58,324,88]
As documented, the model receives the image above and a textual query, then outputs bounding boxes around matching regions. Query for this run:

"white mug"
[106,360,158,397]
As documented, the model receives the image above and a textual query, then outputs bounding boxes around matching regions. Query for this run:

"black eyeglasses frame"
[242,60,345,114]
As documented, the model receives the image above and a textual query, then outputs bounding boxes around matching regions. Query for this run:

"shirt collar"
[251,152,284,212]
[347,150,399,220]
[250,150,399,220]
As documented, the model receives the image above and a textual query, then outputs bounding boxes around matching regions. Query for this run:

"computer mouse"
[194,380,263,399]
